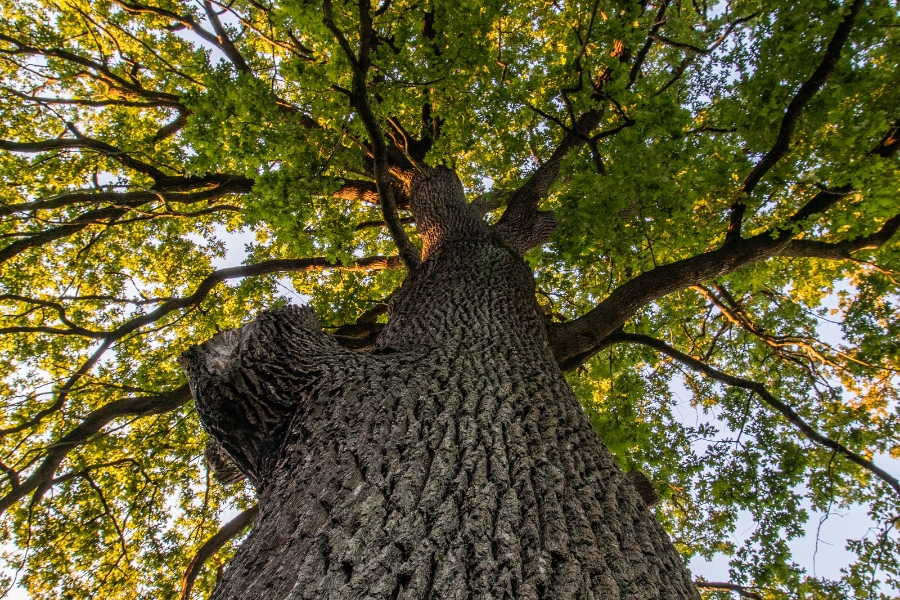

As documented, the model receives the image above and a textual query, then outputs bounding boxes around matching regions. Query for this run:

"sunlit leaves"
[1,0,899,598]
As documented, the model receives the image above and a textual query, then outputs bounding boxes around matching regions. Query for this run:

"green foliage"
[0,0,898,598]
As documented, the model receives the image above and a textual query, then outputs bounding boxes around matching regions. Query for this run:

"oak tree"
[0,0,898,598]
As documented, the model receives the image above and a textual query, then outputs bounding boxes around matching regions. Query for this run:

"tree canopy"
[0,0,898,598]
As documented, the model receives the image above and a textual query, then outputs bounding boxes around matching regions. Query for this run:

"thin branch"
[0,176,253,217]
[0,32,181,105]
[608,331,900,500]
[783,212,900,259]
[0,255,401,438]
[180,505,259,600]
[97,255,402,345]
[202,0,251,73]
[628,0,671,87]
[0,137,167,180]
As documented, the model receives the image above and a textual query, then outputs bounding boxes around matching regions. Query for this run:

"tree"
[0,0,898,597]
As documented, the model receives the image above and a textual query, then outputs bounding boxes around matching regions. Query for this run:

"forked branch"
[724,0,866,244]
[322,0,421,269]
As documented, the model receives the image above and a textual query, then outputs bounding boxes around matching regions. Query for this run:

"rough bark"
[180,167,699,599]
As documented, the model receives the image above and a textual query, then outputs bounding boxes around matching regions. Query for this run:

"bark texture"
[180,167,699,600]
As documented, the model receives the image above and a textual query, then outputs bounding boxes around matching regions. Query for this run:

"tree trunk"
[180,167,700,599]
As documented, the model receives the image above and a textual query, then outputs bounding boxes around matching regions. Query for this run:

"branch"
[322,0,421,269]
[0,205,131,265]
[870,120,900,158]
[0,137,167,180]
[0,384,192,516]
[0,256,401,438]
[202,0,251,73]
[99,256,401,345]
[0,176,254,264]
[495,19,644,251]
[0,32,181,105]
[724,0,865,244]
[608,331,900,500]
[493,108,603,250]
[695,581,763,600]
[628,0,671,87]
[113,0,248,73]
[549,210,900,371]
[180,505,259,600]
[783,212,900,259]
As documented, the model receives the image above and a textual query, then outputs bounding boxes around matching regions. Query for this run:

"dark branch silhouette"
[608,331,900,500]
[724,0,865,244]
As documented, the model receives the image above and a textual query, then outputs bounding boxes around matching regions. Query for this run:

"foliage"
[0,0,898,598]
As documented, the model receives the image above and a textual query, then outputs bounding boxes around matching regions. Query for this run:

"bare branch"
[99,255,402,345]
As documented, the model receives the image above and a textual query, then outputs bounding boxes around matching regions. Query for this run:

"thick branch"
[608,331,900,500]
[322,0,421,269]
[179,306,348,484]
[724,0,865,243]
[331,178,412,209]
[550,211,900,371]
[494,108,603,249]
[180,505,259,600]
[0,385,191,516]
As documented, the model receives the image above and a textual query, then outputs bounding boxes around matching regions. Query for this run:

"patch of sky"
[669,367,900,586]
[203,223,310,305]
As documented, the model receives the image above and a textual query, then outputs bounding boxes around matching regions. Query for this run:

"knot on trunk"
[626,470,660,508]
[179,305,344,486]
[493,209,559,255]
[409,166,489,259]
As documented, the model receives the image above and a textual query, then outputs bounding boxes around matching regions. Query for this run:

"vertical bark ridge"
[183,169,699,599]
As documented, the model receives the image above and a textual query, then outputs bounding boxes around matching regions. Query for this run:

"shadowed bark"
[181,167,699,599]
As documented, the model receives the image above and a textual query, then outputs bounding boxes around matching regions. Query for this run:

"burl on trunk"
[180,167,700,599]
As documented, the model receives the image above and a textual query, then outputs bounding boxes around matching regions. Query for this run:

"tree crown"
[0,0,899,598]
